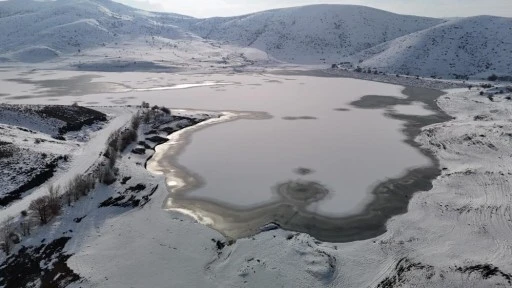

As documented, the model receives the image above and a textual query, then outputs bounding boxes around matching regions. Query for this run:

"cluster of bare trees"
[63,175,96,206]
[1,175,97,254]
[0,217,16,254]
[28,186,58,225]
[0,184,61,253]
[141,103,171,124]
[99,113,141,184]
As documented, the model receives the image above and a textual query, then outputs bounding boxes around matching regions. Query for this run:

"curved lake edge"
[146,81,452,243]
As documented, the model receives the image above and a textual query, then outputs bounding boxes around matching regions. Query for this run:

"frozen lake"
[0,70,446,241]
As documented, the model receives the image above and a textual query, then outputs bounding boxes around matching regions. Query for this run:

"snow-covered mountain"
[187,5,443,64]
[351,16,512,78]
[0,0,194,62]
[0,0,511,78]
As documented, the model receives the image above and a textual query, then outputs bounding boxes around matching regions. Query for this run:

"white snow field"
[0,67,511,286]
[1,0,512,287]
[47,88,512,287]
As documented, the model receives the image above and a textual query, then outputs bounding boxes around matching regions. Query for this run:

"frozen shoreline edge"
[143,78,453,242]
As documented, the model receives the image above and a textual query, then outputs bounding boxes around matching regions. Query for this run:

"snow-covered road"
[0,106,135,222]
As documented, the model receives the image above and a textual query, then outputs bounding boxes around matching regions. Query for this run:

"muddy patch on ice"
[294,167,315,175]
[5,75,234,100]
[73,60,179,72]
[282,116,318,120]
[6,75,130,98]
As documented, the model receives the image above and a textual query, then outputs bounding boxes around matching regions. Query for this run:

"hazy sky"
[114,0,512,18]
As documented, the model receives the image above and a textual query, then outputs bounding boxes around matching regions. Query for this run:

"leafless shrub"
[47,185,62,217]
[99,165,116,185]
[29,196,51,225]
[106,146,117,168]
[160,106,171,115]
[68,174,96,201]
[20,220,31,237]
[64,190,73,206]
[107,130,121,150]
[131,113,141,131]
[0,216,15,254]
[143,111,151,123]
[118,129,137,152]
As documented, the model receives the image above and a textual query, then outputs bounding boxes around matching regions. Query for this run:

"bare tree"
[20,219,31,237]
[47,185,62,217]
[160,106,171,115]
[64,189,73,206]
[99,165,116,185]
[29,196,50,225]
[143,111,151,123]
[1,216,15,254]
[131,112,141,131]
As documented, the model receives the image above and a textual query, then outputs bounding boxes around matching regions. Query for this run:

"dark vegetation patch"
[212,238,226,250]
[145,135,169,144]
[38,105,107,134]
[120,176,132,185]
[137,141,151,149]
[377,258,435,288]
[333,108,350,112]
[0,151,62,207]
[73,215,86,223]
[0,237,80,288]
[143,116,208,149]
[0,104,107,137]
[99,184,158,208]
[377,260,512,287]
[455,264,512,284]
[131,147,146,155]
[474,114,491,121]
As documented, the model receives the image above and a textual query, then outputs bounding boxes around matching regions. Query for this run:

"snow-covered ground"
[53,88,512,287]
[0,76,510,287]
[0,1,511,286]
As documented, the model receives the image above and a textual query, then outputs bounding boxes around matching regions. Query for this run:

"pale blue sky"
[114,0,512,18]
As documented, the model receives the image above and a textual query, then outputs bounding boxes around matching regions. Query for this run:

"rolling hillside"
[0,0,510,78]
[351,15,512,78]
[188,5,444,64]
[0,0,192,62]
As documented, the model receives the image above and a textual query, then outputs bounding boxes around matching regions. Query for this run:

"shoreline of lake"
[146,82,450,242]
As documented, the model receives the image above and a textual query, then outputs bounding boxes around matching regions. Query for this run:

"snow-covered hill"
[0,0,193,62]
[0,0,511,78]
[351,16,512,79]
[188,5,443,64]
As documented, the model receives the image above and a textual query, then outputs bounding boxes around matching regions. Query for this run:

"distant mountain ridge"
[0,0,511,78]
[350,15,512,78]
[186,5,443,64]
